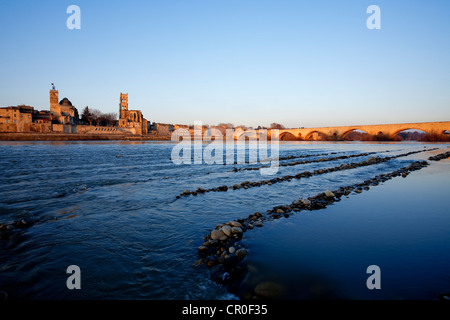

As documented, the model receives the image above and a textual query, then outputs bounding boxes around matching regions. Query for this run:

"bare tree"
[270,123,286,129]
[217,123,234,129]
[81,107,117,126]
[98,112,118,126]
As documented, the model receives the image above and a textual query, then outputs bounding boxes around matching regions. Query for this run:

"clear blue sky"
[0,0,449,128]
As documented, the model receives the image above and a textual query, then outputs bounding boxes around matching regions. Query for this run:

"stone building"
[0,105,34,132]
[49,84,79,125]
[118,93,148,135]
[0,105,52,133]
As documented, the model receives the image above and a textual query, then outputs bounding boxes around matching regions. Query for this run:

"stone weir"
[196,149,450,300]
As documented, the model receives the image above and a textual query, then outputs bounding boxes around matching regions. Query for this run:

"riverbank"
[0,132,171,141]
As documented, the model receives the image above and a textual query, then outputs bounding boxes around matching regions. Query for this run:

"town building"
[118,93,148,135]
[0,85,159,136]
[49,84,79,125]
[0,105,52,133]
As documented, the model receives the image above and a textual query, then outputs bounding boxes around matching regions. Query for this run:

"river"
[0,141,449,300]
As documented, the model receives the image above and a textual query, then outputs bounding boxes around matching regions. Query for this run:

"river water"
[0,141,449,300]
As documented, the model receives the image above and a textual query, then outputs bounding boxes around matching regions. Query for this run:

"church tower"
[119,93,128,119]
[50,83,59,114]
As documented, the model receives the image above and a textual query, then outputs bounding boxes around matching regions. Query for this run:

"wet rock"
[235,248,248,260]
[228,247,236,254]
[254,220,263,227]
[302,199,311,206]
[231,227,243,235]
[228,221,242,228]
[221,225,232,237]
[324,190,335,198]
[254,281,285,299]
[211,229,226,240]
[311,201,326,209]
[20,217,34,227]
[334,191,343,198]
[207,260,216,267]
[198,246,209,254]
[276,209,284,214]
[209,239,219,247]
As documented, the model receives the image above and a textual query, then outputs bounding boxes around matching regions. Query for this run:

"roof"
[59,98,73,106]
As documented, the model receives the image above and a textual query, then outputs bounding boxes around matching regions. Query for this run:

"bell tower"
[50,83,59,113]
[119,93,128,119]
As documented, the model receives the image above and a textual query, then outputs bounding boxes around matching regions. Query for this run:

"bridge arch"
[342,128,370,140]
[392,128,430,141]
[236,130,264,141]
[279,131,298,141]
[391,127,431,138]
[305,130,327,140]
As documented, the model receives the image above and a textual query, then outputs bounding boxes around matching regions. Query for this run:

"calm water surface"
[0,141,449,299]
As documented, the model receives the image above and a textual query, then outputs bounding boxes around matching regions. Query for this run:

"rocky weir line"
[429,150,450,161]
[196,149,449,299]
[231,150,395,172]
[178,148,439,198]
[0,218,35,238]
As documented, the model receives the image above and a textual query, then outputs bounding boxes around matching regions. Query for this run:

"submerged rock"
[254,220,263,227]
[254,281,285,299]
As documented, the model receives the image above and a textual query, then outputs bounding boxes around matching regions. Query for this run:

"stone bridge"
[272,121,450,140]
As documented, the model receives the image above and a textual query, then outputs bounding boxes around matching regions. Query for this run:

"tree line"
[79,106,118,127]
